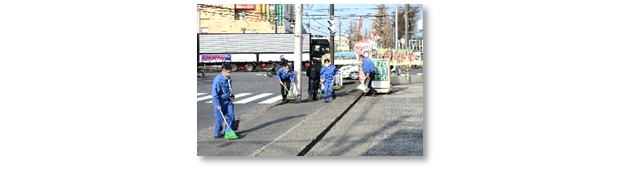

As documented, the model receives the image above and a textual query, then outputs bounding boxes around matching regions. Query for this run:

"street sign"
[371,59,391,93]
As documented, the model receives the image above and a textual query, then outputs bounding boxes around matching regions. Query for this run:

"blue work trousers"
[214,101,234,137]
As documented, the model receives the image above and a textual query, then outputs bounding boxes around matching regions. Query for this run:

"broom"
[332,75,341,90]
[227,79,239,131]
[219,108,238,140]
[318,81,324,100]
[318,75,325,100]
[282,83,292,96]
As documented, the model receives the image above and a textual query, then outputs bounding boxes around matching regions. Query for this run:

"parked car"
[339,64,359,80]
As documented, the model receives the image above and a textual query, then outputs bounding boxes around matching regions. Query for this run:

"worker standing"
[319,59,338,103]
[306,60,322,101]
[211,64,236,139]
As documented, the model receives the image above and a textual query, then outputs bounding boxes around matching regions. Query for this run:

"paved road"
[197,69,422,156]
[197,80,423,156]
[197,71,358,132]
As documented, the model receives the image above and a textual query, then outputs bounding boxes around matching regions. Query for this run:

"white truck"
[197,33,329,72]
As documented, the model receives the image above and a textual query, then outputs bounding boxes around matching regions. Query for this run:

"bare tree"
[370,4,394,49]
[396,5,421,41]
[345,19,359,52]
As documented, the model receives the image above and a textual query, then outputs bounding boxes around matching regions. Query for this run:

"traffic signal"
[328,20,336,34]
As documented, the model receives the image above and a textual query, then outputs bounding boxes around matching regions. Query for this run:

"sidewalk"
[252,84,364,156]
[305,83,424,156]
[198,82,423,156]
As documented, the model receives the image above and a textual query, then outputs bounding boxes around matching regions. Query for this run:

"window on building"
[235,10,246,20]
[201,27,208,33]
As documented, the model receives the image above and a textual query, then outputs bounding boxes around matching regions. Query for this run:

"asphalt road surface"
[197,71,358,132]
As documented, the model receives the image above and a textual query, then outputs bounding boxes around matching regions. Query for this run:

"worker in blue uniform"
[359,55,377,96]
[319,59,338,103]
[277,62,296,102]
[211,64,235,139]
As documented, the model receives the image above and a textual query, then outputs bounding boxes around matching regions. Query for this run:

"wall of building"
[197,4,287,34]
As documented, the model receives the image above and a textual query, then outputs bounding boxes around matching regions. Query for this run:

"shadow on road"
[271,85,360,106]
[235,114,306,136]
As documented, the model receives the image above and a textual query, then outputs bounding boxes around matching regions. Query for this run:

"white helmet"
[280,55,285,60]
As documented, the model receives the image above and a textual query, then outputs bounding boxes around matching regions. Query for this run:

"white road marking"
[256,74,261,75]
[206,93,252,103]
[197,93,207,96]
[258,95,283,104]
[197,95,213,102]
[233,93,273,104]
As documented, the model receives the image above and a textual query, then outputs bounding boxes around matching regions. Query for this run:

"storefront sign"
[200,54,231,62]
[235,4,256,10]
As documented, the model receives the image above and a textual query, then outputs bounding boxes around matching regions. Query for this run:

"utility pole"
[308,5,311,34]
[294,4,303,103]
[395,4,398,50]
[329,4,335,65]
[405,4,409,50]
[274,4,278,34]
[404,4,411,79]
[338,16,342,52]
[393,4,399,75]
[391,13,394,49]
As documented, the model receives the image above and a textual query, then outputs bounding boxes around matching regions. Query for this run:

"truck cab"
[310,38,330,65]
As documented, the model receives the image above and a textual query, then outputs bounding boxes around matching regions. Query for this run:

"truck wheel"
[244,64,254,72]
[229,64,238,72]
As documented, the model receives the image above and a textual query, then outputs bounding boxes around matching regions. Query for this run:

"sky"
[301,4,423,38]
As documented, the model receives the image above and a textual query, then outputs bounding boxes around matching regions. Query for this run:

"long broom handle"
[219,108,230,130]
[282,83,289,91]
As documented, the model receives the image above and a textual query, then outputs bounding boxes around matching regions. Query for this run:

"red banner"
[235,4,256,9]
[357,16,363,41]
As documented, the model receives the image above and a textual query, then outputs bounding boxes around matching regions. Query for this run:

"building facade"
[197,4,298,34]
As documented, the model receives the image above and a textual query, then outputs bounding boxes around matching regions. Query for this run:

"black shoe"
[325,101,329,103]
[214,134,224,139]
[282,98,287,102]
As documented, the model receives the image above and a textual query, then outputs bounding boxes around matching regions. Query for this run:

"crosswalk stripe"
[206,93,252,103]
[234,93,253,98]
[197,93,207,96]
[234,93,273,104]
[197,95,213,102]
[259,95,283,104]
